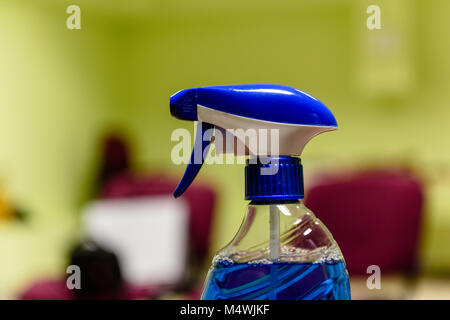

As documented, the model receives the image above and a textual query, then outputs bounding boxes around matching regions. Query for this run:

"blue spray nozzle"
[170,88,198,121]
[170,84,338,198]
[171,84,337,127]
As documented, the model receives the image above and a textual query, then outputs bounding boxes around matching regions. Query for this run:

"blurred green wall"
[0,0,450,297]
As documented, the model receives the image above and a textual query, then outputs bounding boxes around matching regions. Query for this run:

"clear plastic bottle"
[201,200,351,300]
[169,85,350,300]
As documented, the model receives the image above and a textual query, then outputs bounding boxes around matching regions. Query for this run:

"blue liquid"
[201,261,351,300]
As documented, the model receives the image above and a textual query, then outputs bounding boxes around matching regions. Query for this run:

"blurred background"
[0,0,450,299]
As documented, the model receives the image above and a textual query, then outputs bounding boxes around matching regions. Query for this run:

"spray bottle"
[170,84,351,300]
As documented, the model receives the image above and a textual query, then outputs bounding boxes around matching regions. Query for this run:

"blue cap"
[245,156,304,201]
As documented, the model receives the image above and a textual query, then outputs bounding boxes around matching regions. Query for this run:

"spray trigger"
[173,122,214,198]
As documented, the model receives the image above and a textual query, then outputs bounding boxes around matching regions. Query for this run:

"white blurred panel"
[82,196,189,286]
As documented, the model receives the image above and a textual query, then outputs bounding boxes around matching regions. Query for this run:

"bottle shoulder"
[215,202,345,265]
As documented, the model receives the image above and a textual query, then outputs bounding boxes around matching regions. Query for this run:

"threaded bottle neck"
[245,156,304,202]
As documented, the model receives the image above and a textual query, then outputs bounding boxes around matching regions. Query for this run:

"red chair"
[304,168,424,276]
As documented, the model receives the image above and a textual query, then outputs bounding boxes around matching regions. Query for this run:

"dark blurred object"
[13,207,27,221]
[20,241,154,300]
[101,173,216,262]
[69,241,123,299]
[98,134,130,184]
[305,169,424,275]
